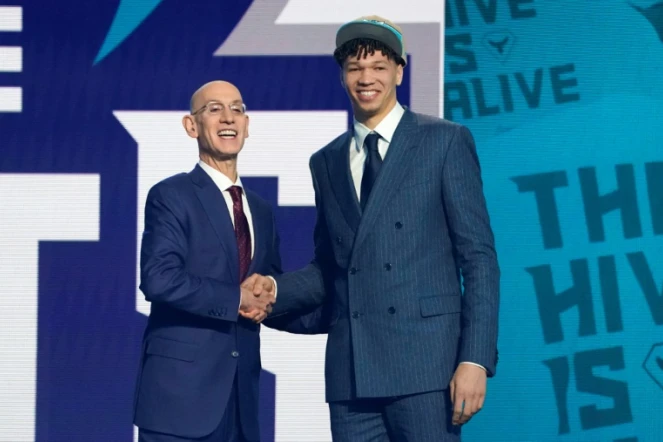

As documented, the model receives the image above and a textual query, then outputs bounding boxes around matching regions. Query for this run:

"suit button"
[336,236,342,244]
[231,351,239,358]
[349,267,357,275]
[384,263,392,271]
[351,311,360,319]
[395,221,403,229]
[388,307,396,314]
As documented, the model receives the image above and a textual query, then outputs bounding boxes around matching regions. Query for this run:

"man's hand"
[239,286,274,323]
[450,363,487,426]
[238,274,276,323]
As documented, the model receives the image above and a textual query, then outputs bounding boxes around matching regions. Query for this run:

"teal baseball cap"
[335,15,407,66]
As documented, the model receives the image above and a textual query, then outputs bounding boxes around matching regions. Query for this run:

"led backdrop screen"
[1,0,662,441]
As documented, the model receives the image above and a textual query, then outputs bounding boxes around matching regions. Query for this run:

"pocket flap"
[420,295,461,317]
[146,337,198,362]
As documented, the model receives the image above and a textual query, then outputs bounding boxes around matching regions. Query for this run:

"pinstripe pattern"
[329,401,390,442]
[329,389,461,442]
[274,109,500,405]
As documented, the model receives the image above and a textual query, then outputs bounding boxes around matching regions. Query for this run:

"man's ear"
[396,64,404,86]
[182,114,198,139]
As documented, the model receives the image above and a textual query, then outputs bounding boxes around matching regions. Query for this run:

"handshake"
[238,274,276,323]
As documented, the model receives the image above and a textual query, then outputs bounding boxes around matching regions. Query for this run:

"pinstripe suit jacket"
[271,109,500,402]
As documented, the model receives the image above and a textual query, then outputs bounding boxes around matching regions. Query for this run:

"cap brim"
[336,22,405,65]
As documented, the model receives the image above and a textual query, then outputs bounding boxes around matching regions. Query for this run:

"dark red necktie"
[228,186,251,281]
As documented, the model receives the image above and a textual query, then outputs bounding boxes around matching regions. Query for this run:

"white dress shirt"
[198,160,278,308]
[350,102,405,200]
[198,160,254,258]
[348,104,486,373]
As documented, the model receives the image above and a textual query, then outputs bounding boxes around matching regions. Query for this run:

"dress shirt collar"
[198,159,244,192]
[352,101,405,152]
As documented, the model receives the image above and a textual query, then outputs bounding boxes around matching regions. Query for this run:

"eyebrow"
[201,98,243,104]
[346,60,388,67]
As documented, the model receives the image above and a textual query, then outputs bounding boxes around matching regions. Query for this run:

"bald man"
[133,81,286,442]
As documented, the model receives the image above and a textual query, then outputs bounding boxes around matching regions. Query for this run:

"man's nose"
[219,107,234,123]
[358,72,374,85]
[359,74,374,87]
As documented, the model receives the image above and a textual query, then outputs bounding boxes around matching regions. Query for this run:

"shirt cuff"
[459,361,486,372]
[267,276,278,299]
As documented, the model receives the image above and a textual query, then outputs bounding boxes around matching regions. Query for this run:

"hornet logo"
[482,30,516,63]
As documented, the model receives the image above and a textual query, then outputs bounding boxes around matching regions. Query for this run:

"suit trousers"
[138,373,247,442]
[329,389,461,442]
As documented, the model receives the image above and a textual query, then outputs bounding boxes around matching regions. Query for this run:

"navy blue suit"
[270,109,500,440]
[133,164,285,441]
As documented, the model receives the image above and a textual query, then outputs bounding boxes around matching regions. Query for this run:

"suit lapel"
[245,191,264,276]
[325,132,362,233]
[354,110,421,252]
[189,165,239,283]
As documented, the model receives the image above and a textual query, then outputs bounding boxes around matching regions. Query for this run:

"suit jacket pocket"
[146,337,198,362]
[420,295,461,318]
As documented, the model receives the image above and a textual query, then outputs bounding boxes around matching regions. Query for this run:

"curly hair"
[333,38,405,67]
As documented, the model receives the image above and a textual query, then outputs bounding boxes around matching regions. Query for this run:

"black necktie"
[360,132,382,210]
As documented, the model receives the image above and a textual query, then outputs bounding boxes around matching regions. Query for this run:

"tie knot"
[228,185,243,203]
[364,133,380,153]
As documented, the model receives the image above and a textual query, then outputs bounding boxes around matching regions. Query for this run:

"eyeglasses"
[191,101,247,116]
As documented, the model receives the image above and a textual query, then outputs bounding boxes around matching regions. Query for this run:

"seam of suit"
[156,183,189,241]
[311,154,334,284]
[442,123,499,375]
[439,122,459,171]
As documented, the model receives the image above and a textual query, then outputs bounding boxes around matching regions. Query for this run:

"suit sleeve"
[268,157,331,319]
[263,303,331,334]
[442,125,500,376]
[138,183,240,322]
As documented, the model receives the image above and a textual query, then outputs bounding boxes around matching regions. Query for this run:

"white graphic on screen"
[0,175,100,442]
[0,6,22,112]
